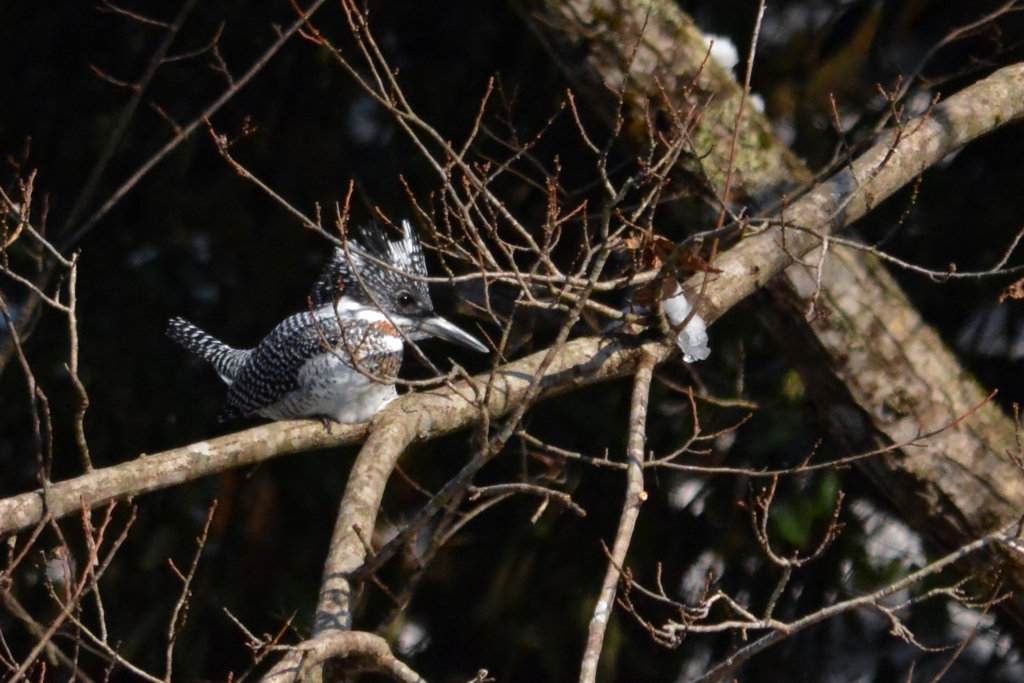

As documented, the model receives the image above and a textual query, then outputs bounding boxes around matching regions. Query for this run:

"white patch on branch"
[590,599,611,625]
[663,284,711,362]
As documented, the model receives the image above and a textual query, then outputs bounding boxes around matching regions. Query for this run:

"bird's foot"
[316,415,335,434]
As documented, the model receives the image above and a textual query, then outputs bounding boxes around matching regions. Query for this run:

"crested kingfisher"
[167,221,487,424]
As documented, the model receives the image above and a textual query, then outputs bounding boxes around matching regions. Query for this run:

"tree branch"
[0,421,367,536]
[579,351,655,683]
[0,338,672,538]
[693,60,1024,322]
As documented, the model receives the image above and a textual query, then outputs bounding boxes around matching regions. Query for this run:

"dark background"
[3,1,1024,681]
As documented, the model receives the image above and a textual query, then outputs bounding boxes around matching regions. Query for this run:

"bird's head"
[311,221,488,353]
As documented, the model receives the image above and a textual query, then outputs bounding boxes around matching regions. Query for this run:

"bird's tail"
[167,317,251,385]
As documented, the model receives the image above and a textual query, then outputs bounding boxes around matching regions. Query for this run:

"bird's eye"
[397,291,416,309]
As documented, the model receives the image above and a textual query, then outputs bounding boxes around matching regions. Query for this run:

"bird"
[167,221,488,424]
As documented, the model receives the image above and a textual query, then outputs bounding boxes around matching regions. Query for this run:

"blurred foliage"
[3,1,1024,682]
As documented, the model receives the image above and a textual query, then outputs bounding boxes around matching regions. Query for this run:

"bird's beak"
[418,316,489,353]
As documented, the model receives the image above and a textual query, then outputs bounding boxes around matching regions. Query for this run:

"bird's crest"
[310,220,430,309]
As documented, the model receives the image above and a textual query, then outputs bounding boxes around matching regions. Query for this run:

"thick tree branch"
[295,632,426,683]
[263,631,426,683]
[692,61,1024,320]
[0,422,367,536]
[0,338,672,537]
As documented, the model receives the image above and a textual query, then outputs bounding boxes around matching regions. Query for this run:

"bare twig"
[62,0,201,236]
[688,526,1011,683]
[164,502,218,682]
[62,0,332,249]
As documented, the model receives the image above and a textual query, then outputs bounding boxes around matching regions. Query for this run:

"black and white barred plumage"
[310,219,431,309]
[168,221,487,424]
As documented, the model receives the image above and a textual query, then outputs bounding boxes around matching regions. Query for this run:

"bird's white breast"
[260,351,397,423]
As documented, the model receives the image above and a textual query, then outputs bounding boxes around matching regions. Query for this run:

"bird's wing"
[221,310,402,419]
